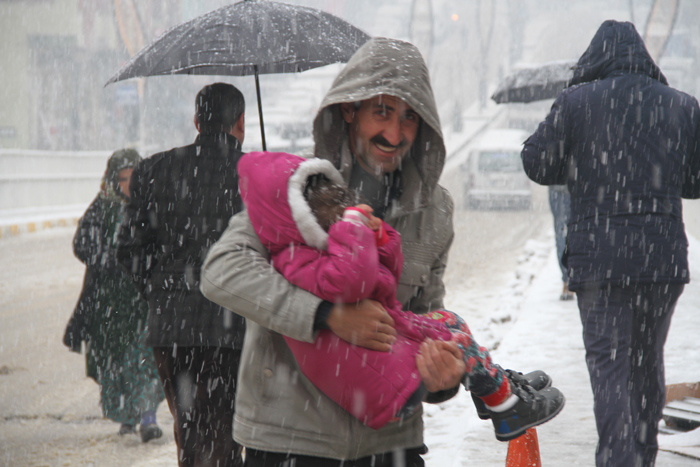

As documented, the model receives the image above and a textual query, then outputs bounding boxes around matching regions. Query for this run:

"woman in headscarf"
[64,148,164,442]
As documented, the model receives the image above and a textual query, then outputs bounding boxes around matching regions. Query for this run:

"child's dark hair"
[304,174,356,231]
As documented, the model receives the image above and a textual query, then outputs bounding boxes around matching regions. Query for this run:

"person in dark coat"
[116,83,247,467]
[64,148,165,442]
[521,20,700,466]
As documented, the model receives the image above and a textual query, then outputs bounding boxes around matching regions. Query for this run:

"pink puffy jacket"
[238,151,450,429]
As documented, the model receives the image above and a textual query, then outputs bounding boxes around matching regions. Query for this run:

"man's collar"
[195,132,242,150]
[348,157,402,218]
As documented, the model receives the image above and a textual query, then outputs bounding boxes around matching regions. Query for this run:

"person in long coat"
[64,148,164,442]
[521,20,700,466]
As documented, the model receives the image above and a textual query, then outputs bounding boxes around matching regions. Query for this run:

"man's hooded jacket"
[521,20,700,290]
[201,37,454,459]
[238,151,451,430]
[312,36,452,311]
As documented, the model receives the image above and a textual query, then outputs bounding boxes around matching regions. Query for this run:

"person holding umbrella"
[117,83,247,466]
[521,20,700,466]
[201,37,562,466]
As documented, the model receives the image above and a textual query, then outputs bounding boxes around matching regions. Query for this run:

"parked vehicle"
[461,128,532,210]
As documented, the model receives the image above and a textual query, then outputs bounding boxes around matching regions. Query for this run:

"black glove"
[63,313,85,353]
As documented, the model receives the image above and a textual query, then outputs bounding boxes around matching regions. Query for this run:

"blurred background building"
[1,0,699,153]
[1,0,699,222]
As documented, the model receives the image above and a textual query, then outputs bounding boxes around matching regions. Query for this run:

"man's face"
[341,95,420,176]
[117,168,134,199]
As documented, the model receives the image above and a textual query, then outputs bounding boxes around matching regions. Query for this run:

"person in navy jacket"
[521,20,700,467]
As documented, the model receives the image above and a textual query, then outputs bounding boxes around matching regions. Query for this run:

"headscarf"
[101,148,141,201]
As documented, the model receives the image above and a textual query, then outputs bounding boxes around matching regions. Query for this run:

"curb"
[0,215,81,240]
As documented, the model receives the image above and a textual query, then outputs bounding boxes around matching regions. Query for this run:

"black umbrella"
[105,0,371,150]
[491,60,577,104]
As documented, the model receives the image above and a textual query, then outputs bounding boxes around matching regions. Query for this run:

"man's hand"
[416,339,465,392]
[326,299,397,351]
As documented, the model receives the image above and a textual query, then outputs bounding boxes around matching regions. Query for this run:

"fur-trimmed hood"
[238,151,345,252]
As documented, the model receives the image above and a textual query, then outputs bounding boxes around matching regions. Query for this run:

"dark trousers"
[153,346,243,467]
[244,446,427,467]
[577,283,683,467]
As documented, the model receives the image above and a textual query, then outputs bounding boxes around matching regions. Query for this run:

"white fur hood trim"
[287,158,345,250]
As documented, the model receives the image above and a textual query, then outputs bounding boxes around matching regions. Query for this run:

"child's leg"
[423,310,565,442]
[425,310,510,405]
[392,309,509,422]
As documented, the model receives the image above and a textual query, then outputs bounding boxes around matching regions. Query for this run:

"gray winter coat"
[201,37,454,459]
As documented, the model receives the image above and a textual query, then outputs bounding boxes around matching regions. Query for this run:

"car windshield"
[478,151,522,173]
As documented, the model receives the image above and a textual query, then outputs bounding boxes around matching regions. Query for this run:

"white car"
[461,128,532,210]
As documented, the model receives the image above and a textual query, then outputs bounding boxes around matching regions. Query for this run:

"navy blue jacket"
[522,20,700,291]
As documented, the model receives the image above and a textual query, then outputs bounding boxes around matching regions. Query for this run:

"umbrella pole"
[254,65,266,151]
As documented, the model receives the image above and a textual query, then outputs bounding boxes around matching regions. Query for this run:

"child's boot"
[471,369,551,419]
[484,374,565,442]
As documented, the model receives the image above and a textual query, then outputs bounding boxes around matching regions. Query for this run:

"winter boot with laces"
[472,369,552,420]
[487,374,565,442]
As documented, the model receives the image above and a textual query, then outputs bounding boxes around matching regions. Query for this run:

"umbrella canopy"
[491,60,576,104]
[105,0,371,149]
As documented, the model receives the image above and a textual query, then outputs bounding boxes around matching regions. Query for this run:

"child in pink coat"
[237,151,564,440]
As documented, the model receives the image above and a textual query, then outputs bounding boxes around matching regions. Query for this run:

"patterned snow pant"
[426,309,506,397]
[399,309,506,417]
[98,337,164,425]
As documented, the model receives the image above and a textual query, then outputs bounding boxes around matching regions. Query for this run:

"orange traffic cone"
[505,428,542,467]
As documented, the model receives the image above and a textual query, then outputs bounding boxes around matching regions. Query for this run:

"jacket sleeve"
[682,98,700,199]
[116,161,156,297]
[275,221,380,303]
[521,93,571,186]
[417,229,459,405]
[403,188,453,315]
[421,232,451,314]
[394,189,459,403]
[73,198,123,273]
[73,198,104,266]
[422,226,461,405]
[377,222,403,282]
[200,210,323,343]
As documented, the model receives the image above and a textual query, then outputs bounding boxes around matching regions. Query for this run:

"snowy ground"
[2,194,700,466]
[424,205,700,466]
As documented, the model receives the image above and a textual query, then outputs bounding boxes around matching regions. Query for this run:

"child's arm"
[273,219,381,304]
[377,222,403,281]
[344,204,404,282]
